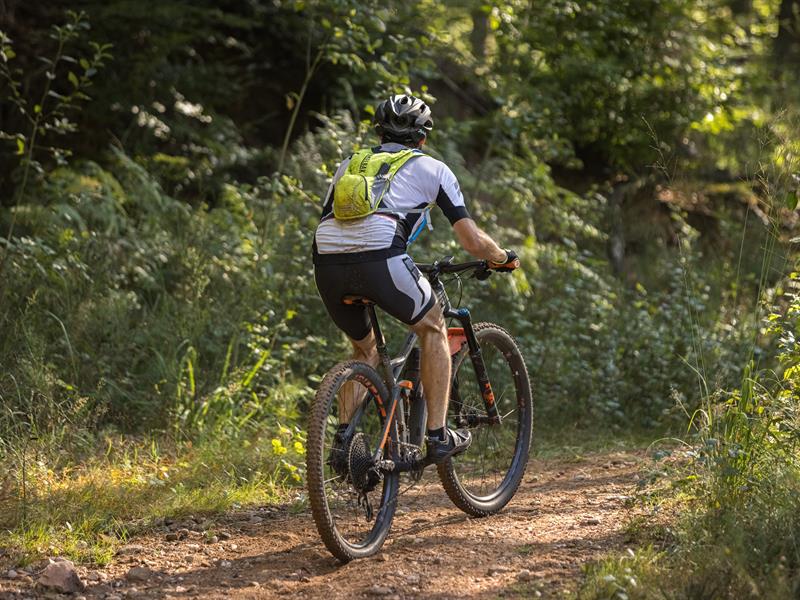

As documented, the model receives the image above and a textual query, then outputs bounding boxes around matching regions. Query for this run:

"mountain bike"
[306,256,533,562]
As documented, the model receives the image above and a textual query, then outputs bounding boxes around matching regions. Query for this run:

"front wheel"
[438,322,533,516]
[306,360,398,562]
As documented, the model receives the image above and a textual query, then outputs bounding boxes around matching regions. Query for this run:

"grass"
[574,414,800,599]
[0,422,658,568]
[0,426,306,566]
[534,426,663,460]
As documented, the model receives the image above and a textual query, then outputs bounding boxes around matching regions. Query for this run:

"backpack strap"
[369,148,422,213]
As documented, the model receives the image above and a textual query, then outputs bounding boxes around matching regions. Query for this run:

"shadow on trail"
[69,451,642,600]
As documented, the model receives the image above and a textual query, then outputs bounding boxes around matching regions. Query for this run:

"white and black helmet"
[374,94,433,144]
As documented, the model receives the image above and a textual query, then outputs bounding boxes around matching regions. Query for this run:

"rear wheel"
[437,323,533,516]
[306,360,398,562]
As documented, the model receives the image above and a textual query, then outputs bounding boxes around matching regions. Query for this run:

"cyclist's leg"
[358,255,451,430]
[314,263,375,423]
[408,302,450,430]
[339,331,378,422]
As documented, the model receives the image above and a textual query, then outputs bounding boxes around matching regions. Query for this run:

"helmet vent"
[374,94,433,142]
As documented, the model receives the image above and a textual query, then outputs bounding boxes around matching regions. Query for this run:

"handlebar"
[417,257,492,279]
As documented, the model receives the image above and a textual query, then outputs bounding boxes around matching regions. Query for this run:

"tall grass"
[577,112,800,600]
[0,423,308,565]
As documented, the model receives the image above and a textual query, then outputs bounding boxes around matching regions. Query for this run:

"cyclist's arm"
[453,218,508,263]
[431,161,507,263]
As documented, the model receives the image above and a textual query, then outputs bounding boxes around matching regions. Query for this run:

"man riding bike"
[312,93,519,467]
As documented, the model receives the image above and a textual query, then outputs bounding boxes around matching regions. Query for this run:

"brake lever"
[474,266,492,281]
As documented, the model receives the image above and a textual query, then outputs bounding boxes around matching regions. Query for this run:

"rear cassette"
[349,432,382,494]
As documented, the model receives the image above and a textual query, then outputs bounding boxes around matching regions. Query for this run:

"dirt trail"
[1,450,642,599]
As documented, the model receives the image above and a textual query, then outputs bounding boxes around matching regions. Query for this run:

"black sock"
[427,427,446,441]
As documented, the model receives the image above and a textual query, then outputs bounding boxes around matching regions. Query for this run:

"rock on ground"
[125,566,157,583]
[37,559,85,593]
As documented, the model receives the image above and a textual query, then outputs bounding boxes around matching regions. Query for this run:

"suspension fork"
[445,307,501,425]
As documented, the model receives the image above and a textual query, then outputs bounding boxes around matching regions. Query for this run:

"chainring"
[401,443,425,483]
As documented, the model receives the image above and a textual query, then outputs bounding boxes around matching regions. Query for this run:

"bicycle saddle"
[342,295,375,305]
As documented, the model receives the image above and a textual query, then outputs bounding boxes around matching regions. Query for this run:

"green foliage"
[0,0,798,572]
[579,269,800,598]
[0,429,306,565]
[0,11,111,172]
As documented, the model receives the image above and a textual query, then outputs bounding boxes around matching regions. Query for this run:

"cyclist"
[313,93,519,465]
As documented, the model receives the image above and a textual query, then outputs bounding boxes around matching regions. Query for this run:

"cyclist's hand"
[488,249,520,272]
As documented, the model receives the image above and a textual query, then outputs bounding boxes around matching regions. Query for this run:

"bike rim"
[319,373,396,550]
[450,334,525,501]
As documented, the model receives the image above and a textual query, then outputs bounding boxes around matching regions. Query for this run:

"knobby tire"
[306,360,398,562]
[437,322,533,516]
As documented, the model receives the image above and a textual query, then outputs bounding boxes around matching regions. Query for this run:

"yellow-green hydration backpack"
[332,148,421,220]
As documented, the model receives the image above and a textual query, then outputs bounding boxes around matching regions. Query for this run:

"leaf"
[15,137,24,155]
[785,191,798,211]
[79,58,90,70]
[34,104,41,114]
[68,71,79,88]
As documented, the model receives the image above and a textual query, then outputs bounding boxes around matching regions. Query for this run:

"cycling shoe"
[425,428,472,463]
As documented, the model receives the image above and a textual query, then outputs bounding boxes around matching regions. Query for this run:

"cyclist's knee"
[411,303,446,338]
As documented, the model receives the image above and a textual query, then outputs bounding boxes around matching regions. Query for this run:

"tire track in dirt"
[0,450,642,599]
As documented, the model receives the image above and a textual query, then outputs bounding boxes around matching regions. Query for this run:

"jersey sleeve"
[435,163,470,225]
[320,157,351,220]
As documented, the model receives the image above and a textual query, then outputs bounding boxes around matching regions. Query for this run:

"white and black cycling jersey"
[313,142,470,264]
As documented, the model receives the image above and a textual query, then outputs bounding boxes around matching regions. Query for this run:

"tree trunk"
[775,0,800,66]
[470,7,488,61]
[728,0,752,16]
[606,183,628,280]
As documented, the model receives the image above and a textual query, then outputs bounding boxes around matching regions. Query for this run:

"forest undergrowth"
[0,2,799,595]
[578,127,800,598]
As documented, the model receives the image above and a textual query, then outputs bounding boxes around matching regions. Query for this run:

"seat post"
[366,305,393,386]
[366,304,384,347]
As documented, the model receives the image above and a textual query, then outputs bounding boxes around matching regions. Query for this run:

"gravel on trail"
[0,451,642,599]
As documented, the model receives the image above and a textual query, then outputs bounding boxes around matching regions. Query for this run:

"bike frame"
[362,257,502,470]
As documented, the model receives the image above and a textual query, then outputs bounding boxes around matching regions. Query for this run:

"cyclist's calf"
[350,331,379,367]
[409,303,451,430]
[333,332,380,423]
